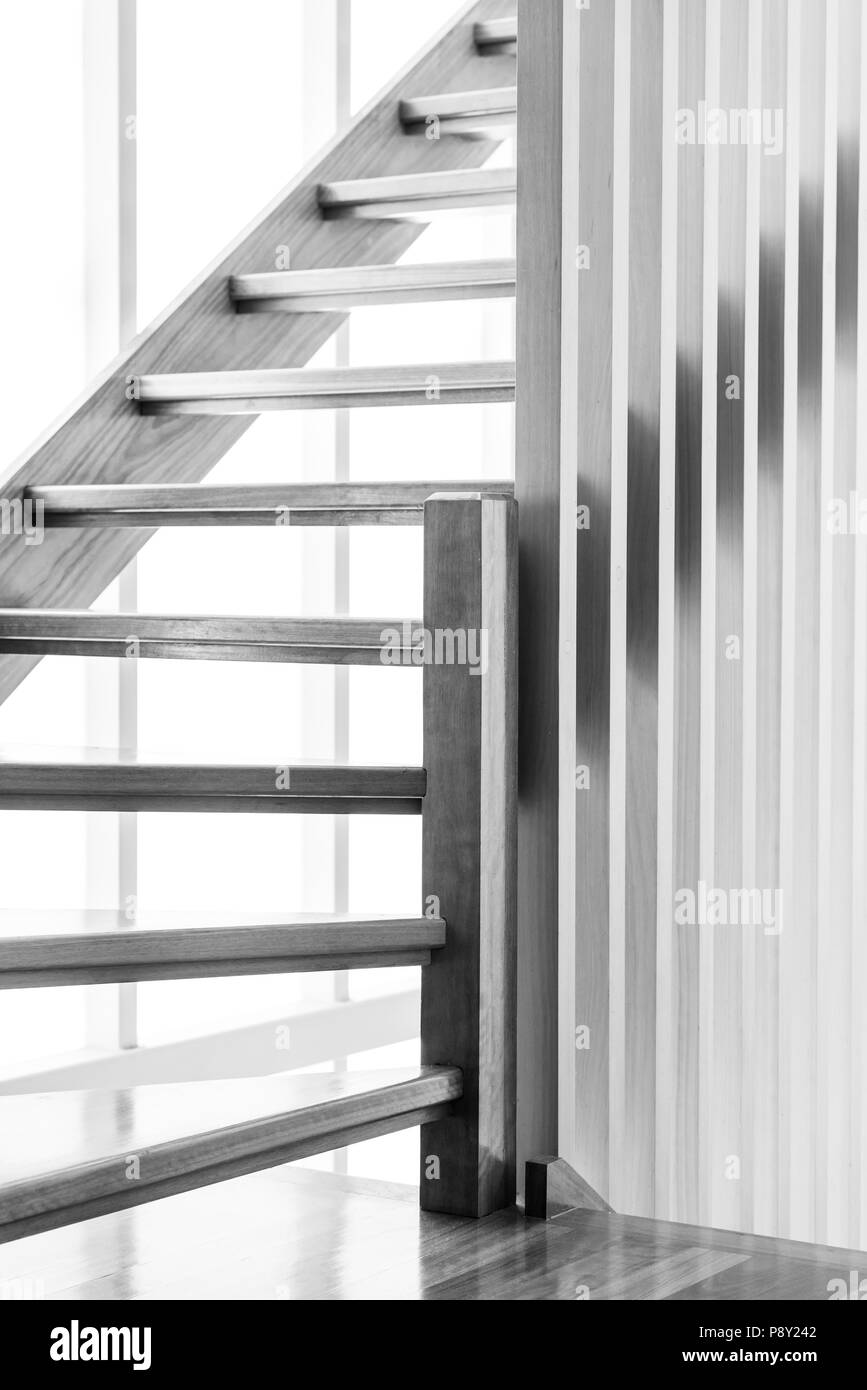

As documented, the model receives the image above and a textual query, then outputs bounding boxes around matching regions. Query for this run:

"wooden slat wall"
[752,0,787,1246]
[824,0,861,1249]
[530,0,865,1245]
[852,0,867,1252]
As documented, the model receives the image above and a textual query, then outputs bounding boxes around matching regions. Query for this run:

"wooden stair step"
[231,258,516,312]
[0,909,445,988]
[0,1067,462,1242]
[318,167,516,219]
[0,749,425,814]
[474,18,517,53]
[127,361,516,415]
[399,87,516,135]
[0,611,422,666]
[27,481,515,528]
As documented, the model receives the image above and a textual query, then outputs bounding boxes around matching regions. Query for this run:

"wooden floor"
[1,1165,863,1300]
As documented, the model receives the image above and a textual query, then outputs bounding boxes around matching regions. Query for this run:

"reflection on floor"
[1,1165,864,1301]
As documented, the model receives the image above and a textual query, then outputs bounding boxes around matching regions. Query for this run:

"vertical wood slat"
[750,0,787,1240]
[821,0,861,1250]
[570,0,617,1209]
[698,0,722,1231]
[419,494,517,1218]
[608,0,631,1217]
[853,0,867,1249]
[739,0,763,1239]
[515,0,566,1184]
[786,0,826,1244]
[623,0,664,1221]
[777,0,802,1240]
[816,0,840,1249]
[712,0,749,1235]
[672,0,708,1227]
[655,0,680,1221]
[556,2,581,1175]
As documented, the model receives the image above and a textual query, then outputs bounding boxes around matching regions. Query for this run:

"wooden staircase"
[0,0,517,1238]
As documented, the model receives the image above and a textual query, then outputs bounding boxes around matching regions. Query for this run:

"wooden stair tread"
[318,167,517,218]
[1,1069,451,1184]
[0,907,442,940]
[474,18,517,52]
[0,1067,462,1240]
[0,748,425,787]
[0,910,445,987]
[128,361,516,414]
[231,257,516,311]
[27,481,515,527]
[400,86,516,133]
[0,750,425,815]
[0,611,422,665]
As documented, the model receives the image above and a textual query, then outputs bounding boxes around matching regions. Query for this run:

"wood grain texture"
[624,0,664,1220]
[711,0,749,1237]
[0,953,432,989]
[0,640,412,667]
[514,0,570,1197]
[571,0,616,1203]
[0,0,516,707]
[0,612,422,665]
[0,752,424,814]
[0,910,445,987]
[853,0,867,1253]
[552,0,865,1247]
[777,0,802,1242]
[671,0,707,1226]
[318,166,516,217]
[30,480,514,527]
[0,1069,462,1243]
[130,361,516,414]
[818,0,861,1250]
[420,494,517,1218]
[2,1168,863,1300]
[781,0,826,1245]
[562,1205,867,1270]
[399,87,516,135]
[231,258,516,311]
[750,0,787,1241]
[654,0,680,1224]
[0,795,420,816]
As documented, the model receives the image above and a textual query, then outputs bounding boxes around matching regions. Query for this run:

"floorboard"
[0,1166,862,1300]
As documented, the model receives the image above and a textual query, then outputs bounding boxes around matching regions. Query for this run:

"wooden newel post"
[420,492,518,1218]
